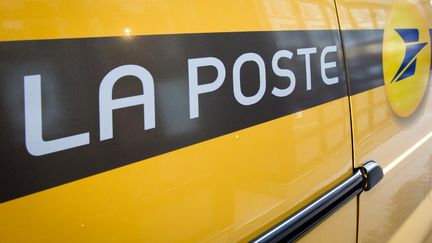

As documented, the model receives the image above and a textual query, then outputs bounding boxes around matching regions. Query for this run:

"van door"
[336,0,432,242]
[0,1,356,242]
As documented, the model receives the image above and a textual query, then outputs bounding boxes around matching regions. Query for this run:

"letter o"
[233,53,266,106]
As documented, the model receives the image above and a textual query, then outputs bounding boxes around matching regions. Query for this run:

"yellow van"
[0,0,431,242]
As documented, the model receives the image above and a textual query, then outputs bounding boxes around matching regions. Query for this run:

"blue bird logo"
[391,29,428,83]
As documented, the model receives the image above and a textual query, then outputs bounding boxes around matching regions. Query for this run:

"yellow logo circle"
[383,1,431,117]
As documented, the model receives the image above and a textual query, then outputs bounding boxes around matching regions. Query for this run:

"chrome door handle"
[251,161,383,243]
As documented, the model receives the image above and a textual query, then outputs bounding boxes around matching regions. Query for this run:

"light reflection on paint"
[123,27,131,36]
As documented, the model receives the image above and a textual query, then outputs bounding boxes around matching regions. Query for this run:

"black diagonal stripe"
[0,29,389,203]
[344,28,432,96]
[341,29,385,95]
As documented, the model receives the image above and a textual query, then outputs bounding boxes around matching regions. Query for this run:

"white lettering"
[271,50,296,97]
[24,75,90,156]
[233,53,266,105]
[99,64,155,141]
[320,45,339,85]
[297,47,317,91]
[188,57,226,119]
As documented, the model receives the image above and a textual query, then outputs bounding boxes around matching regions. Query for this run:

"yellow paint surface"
[299,199,357,243]
[0,97,353,242]
[337,0,432,241]
[382,1,431,117]
[0,0,339,41]
[336,0,432,30]
[0,1,358,242]
[353,84,432,243]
